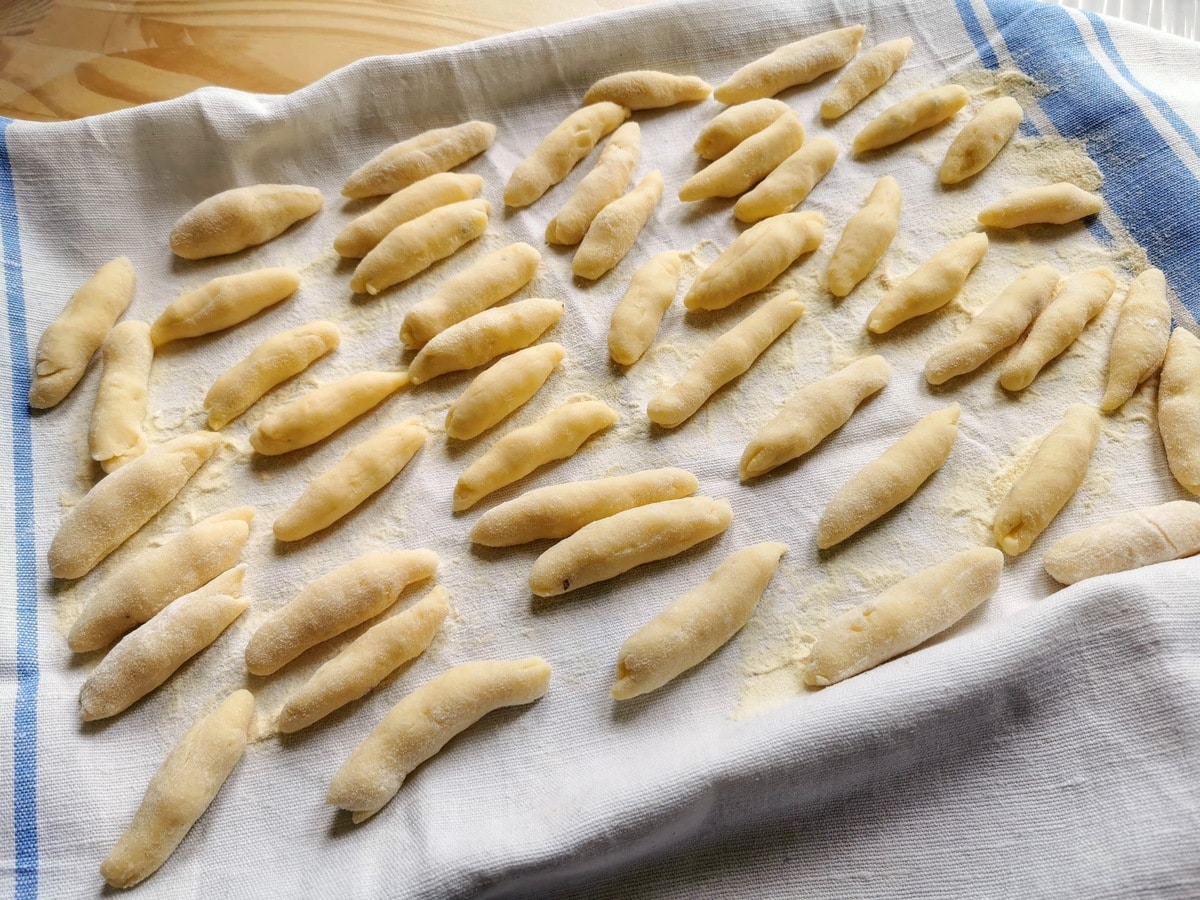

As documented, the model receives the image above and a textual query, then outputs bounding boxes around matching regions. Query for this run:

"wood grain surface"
[0,0,650,121]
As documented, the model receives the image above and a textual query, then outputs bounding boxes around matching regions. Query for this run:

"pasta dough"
[546,122,640,245]
[150,268,301,346]
[940,96,1023,184]
[733,135,839,222]
[1101,267,1170,412]
[444,343,565,440]
[820,37,913,120]
[1159,327,1200,495]
[978,182,1102,228]
[341,121,496,199]
[694,99,791,160]
[583,70,712,109]
[1044,500,1200,585]
[715,25,865,104]
[678,112,804,202]
[572,170,663,279]
[170,185,322,259]
[334,172,484,258]
[608,250,683,365]
[853,85,970,155]
[89,320,152,473]
[866,232,988,333]
[826,176,901,298]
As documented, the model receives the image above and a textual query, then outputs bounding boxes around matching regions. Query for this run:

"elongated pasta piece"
[170,185,322,259]
[820,37,913,120]
[445,343,565,440]
[999,268,1116,391]
[80,567,248,721]
[407,297,563,385]
[678,113,804,202]
[350,198,490,296]
[273,419,427,541]
[49,432,224,580]
[924,265,1059,385]
[817,405,959,549]
[826,176,901,297]
[609,251,683,365]
[505,102,630,208]
[400,243,541,349]
[471,467,698,547]
[1159,327,1200,495]
[1101,268,1170,411]
[1044,500,1200,585]
[805,547,1003,686]
[939,96,1023,184]
[29,257,135,409]
[694,99,791,160]
[734,136,839,222]
[650,291,805,428]
[530,496,732,597]
[204,320,340,429]
[276,586,449,733]
[978,182,1102,228]
[244,549,438,676]
[573,171,663,279]
[68,507,253,653]
[342,121,496,199]
[612,541,786,700]
[866,232,988,333]
[334,172,484,258]
[249,371,407,455]
[584,70,712,109]
[327,658,551,822]
[454,399,617,511]
[100,689,254,888]
[546,123,640,245]
[993,403,1100,555]
[684,212,824,311]
[741,355,891,480]
[151,268,300,346]
[715,25,865,104]
[853,85,970,154]
[89,321,152,473]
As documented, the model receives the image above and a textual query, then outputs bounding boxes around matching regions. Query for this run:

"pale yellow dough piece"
[29,257,135,409]
[684,212,824,311]
[817,405,960,549]
[715,25,865,104]
[453,399,617,511]
[89,321,152,473]
[249,371,407,455]
[866,232,988,333]
[584,70,712,109]
[80,566,248,721]
[1159,327,1200,495]
[170,185,322,259]
[734,136,839,222]
[407,297,564,385]
[273,419,427,541]
[651,291,805,428]
[924,265,1059,385]
[68,507,254,653]
[993,403,1100,555]
[334,172,484,258]
[1101,268,1170,412]
[327,658,551,822]
[741,355,891,480]
[244,549,438,676]
[529,496,732,598]
[445,343,565,440]
[350,198,490,296]
[609,251,683,365]
[401,243,541,349]
[150,268,300,346]
[820,37,913,120]
[341,121,497,199]
[573,171,664,279]
[853,85,970,154]
[101,689,253,888]
[939,96,1023,184]
[826,176,902,298]
[612,541,787,700]
[678,113,804,202]
[694,99,792,160]
[805,547,1003,686]
[48,432,223,580]
[471,467,699,547]
[546,122,640,245]
[276,586,450,733]
[1045,500,1200,585]
[204,320,340,430]
[1000,268,1116,391]
[504,102,630,208]
[978,182,1102,228]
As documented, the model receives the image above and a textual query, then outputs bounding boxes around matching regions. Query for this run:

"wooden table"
[0,0,650,121]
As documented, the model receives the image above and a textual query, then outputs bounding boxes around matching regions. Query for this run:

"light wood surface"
[0,0,651,121]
